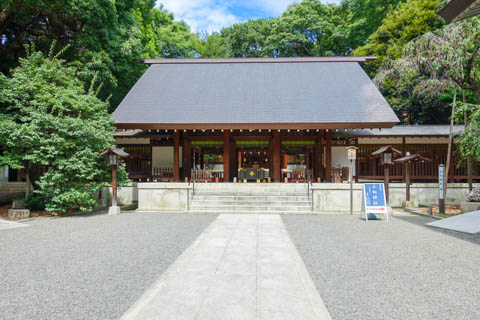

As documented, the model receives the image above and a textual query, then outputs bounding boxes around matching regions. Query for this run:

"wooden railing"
[357,144,480,181]
[282,168,313,183]
[152,167,174,181]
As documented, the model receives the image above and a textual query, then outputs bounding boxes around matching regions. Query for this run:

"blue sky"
[158,0,342,33]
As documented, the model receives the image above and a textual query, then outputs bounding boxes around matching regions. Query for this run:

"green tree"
[375,18,480,187]
[339,0,403,50]
[195,31,228,58]
[0,45,125,213]
[0,1,199,111]
[354,0,444,76]
[219,19,275,57]
[266,1,341,56]
[134,4,198,59]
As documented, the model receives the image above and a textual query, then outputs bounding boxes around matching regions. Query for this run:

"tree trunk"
[445,87,457,192]
[463,89,473,192]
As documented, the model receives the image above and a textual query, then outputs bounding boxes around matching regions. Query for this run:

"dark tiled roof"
[335,125,465,137]
[112,58,399,128]
[439,0,479,23]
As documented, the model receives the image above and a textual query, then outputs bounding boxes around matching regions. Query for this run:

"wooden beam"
[183,133,192,180]
[273,131,281,182]
[354,137,359,183]
[173,131,180,181]
[223,131,231,182]
[325,130,332,182]
[402,137,406,183]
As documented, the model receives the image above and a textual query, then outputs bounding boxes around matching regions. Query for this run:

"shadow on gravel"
[395,215,480,246]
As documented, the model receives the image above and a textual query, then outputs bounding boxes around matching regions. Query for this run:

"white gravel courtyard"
[283,213,480,320]
[1,211,479,320]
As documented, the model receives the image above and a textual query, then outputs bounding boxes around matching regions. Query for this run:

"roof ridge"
[142,56,377,65]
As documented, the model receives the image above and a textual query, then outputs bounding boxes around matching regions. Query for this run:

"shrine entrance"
[281,143,314,182]
[236,142,271,182]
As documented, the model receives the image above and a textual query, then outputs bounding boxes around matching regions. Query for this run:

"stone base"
[402,201,414,208]
[8,209,30,219]
[461,201,480,214]
[108,206,121,216]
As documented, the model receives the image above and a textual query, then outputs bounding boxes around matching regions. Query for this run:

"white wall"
[358,137,450,144]
[152,146,183,169]
[358,137,403,144]
[405,137,449,144]
[115,138,150,145]
[332,147,355,175]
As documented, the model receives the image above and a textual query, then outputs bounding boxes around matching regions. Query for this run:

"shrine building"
[111,57,479,184]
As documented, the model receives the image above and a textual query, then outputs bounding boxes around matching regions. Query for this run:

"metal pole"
[350,159,353,215]
[439,164,445,214]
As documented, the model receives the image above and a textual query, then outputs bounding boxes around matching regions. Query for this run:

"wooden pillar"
[273,131,281,182]
[223,131,231,182]
[173,131,180,181]
[325,130,332,182]
[449,146,455,183]
[354,138,359,183]
[314,135,323,181]
[183,135,191,181]
[402,137,407,182]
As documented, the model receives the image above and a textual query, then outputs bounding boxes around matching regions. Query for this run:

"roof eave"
[114,122,398,130]
[439,0,478,23]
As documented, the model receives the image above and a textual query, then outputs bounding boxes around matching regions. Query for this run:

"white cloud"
[158,0,239,33]
[158,0,342,33]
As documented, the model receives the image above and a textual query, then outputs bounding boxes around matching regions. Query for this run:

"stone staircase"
[188,183,314,214]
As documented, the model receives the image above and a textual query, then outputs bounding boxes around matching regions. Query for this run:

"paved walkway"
[121,214,331,320]
[0,218,27,231]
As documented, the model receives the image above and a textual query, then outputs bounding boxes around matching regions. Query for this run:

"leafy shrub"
[24,195,48,211]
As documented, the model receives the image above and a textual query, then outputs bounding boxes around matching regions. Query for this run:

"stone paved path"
[121,214,331,320]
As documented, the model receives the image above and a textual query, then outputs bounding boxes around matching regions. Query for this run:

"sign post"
[439,164,446,214]
[363,183,388,221]
[346,146,358,215]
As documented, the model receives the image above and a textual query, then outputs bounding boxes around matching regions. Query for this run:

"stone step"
[190,200,312,206]
[188,205,312,212]
[187,210,315,215]
[192,192,309,197]
[191,195,311,201]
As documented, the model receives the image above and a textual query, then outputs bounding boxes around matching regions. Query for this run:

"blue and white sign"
[363,183,388,221]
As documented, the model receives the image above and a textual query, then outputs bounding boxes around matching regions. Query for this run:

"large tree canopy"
[0,0,198,111]
[353,0,445,76]
[0,46,125,213]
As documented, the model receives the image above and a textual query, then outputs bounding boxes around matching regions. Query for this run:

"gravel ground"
[283,213,480,320]
[0,211,216,320]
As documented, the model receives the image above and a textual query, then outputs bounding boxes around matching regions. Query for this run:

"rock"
[12,199,25,209]
[465,186,480,202]
[461,201,480,214]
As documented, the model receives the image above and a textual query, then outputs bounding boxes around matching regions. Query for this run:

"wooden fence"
[357,144,480,181]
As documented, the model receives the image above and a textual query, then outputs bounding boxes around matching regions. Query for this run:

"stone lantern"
[100,147,129,215]
[371,145,402,204]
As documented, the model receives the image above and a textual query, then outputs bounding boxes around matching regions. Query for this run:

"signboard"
[347,148,357,160]
[362,183,388,221]
[438,165,445,200]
